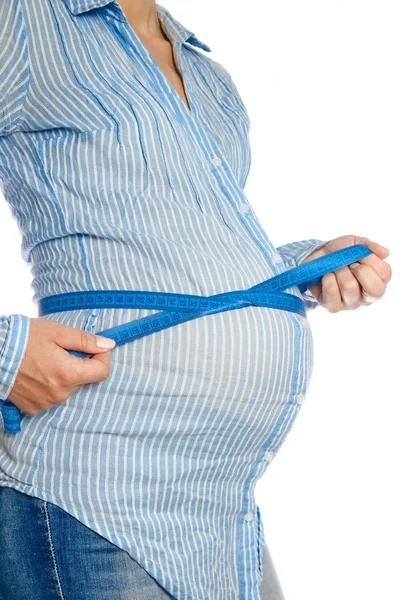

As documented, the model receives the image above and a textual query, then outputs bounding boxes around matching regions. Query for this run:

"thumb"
[55,324,116,355]
[357,237,390,259]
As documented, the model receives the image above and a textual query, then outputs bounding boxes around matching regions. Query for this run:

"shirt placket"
[105,4,196,123]
[95,10,288,598]
[174,102,285,280]
[106,5,284,283]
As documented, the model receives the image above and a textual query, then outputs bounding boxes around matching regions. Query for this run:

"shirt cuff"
[0,314,31,399]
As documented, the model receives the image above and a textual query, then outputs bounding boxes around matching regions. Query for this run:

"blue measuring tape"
[0,244,372,433]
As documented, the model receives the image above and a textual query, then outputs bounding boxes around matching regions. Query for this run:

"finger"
[356,237,390,258]
[353,239,392,284]
[333,265,362,308]
[320,272,343,311]
[348,262,386,303]
[54,324,116,354]
[58,347,112,387]
[72,350,112,386]
[306,283,322,303]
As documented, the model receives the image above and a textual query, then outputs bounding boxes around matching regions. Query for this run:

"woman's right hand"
[7,318,116,416]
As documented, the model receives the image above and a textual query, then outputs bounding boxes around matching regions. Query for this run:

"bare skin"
[301,235,391,312]
[8,320,115,416]
[8,1,190,419]
[7,4,392,418]
[114,6,393,314]
[117,0,191,110]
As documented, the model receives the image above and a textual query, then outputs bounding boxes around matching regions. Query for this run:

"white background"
[1,1,399,598]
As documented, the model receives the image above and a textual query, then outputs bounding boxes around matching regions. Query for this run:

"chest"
[136,35,191,112]
[22,3,251,187]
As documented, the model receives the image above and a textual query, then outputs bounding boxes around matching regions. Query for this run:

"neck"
[116,0,164,40]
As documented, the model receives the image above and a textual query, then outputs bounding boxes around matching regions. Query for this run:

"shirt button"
[296,393,306,405]
[300,317,309,329]
[243,512,254,522]
[263,450,275,462]
[239,203,249,213]
[272,252,282,263]
[211,156,222,166]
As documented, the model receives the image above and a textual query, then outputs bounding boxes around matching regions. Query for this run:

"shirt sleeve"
[275,238,332,311]
[0,0,30,136]
[0,4,32,399]
[0,314,31,400]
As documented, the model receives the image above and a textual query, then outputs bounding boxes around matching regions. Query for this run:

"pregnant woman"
[0,1,391,599]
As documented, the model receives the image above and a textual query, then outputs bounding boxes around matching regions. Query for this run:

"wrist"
[300,241,330,265]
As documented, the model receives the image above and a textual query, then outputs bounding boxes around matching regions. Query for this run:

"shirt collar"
[61,0,212,52]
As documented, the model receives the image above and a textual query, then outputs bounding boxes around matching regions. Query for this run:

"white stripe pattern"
[0,1,328,598]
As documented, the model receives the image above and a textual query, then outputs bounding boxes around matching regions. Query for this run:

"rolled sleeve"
[0,314,31,399]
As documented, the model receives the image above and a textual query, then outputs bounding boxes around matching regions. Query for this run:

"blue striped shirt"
[0,1,329,598]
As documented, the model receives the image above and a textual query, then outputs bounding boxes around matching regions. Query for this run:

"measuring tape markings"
[0,244,372,433]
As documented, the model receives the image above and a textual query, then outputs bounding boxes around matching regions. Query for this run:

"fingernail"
[96,336,116,348]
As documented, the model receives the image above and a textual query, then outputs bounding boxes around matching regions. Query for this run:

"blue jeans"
[0,486,285,599]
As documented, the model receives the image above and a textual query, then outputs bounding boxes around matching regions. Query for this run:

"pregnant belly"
[44,303,313,450]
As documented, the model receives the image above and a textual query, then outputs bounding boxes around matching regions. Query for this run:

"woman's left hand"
[301,235,392,313]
